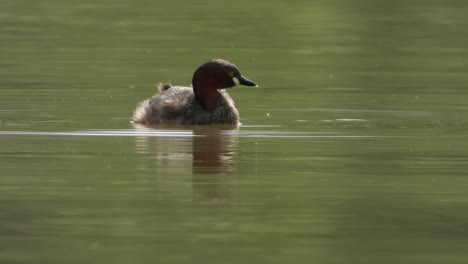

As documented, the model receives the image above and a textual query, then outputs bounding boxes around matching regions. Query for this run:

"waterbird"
[132,59,257,125]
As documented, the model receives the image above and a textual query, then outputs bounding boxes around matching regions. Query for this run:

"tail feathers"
[157,83,172,92]
[132,99,151,124]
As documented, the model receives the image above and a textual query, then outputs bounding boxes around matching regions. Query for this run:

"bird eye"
[228,71,235,77]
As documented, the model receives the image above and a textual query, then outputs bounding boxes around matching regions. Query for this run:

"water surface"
[2,1,468,263]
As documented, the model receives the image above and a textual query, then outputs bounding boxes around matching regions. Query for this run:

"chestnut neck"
[192,67,230,109]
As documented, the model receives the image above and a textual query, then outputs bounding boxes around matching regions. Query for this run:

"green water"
[2,0,468,263]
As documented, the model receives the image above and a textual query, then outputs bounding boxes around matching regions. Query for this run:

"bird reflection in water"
[133,123,238,204]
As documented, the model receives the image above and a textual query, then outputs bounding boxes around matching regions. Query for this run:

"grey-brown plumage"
[133,84,239,125]
[132,59,256,125]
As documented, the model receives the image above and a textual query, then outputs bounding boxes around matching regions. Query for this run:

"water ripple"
[0,130,408,139]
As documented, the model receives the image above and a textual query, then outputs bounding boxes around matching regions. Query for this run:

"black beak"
[238,75,257,87]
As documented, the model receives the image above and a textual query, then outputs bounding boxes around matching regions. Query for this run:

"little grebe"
[132,59,257,125]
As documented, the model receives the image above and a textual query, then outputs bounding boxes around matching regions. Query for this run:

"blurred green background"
[1,0,468,263]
